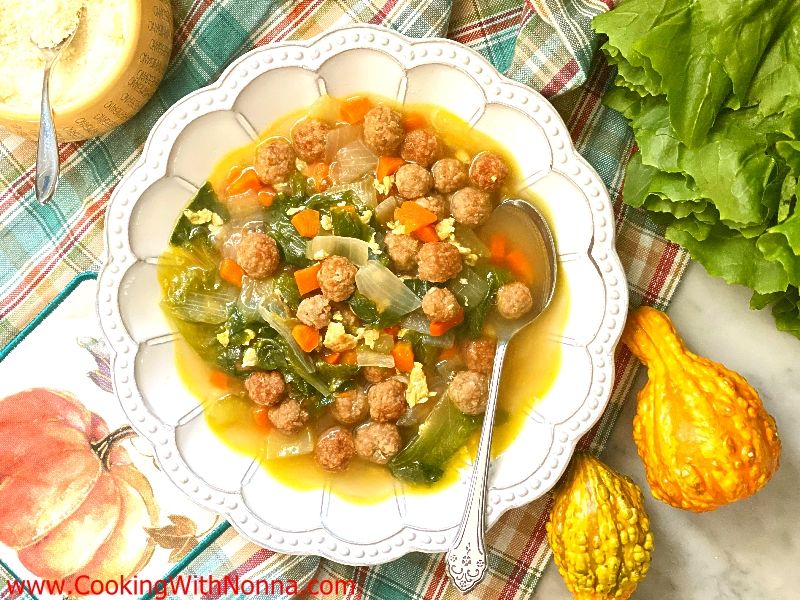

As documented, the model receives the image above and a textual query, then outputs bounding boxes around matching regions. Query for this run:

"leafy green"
[596,0,800,337]
[169,183,229,251]
[403,278,434,300]
[315,362,360,392]
[331,206,371,240]
[274,272,301,310]
[348,291,403,328]
[400,330,439,370]
[459,265,511,339]
[389,396,482,484]
[269,213,312,267]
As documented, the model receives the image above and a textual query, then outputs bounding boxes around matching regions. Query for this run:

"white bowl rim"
[96,24,628,565]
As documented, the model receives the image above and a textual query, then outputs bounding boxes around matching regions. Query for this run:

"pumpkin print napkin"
[0,0,688,598]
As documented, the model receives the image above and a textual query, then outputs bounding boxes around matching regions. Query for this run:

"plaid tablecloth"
[0,0,688,598]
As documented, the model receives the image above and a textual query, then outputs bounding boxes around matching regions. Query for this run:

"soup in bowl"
[157,94,568,502]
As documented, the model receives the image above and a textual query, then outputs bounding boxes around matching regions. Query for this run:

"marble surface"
[533,261,800,599]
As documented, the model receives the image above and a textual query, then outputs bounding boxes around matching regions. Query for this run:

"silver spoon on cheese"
[32,5,84,204]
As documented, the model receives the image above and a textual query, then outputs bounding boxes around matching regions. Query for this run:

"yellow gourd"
[622,306,781,512]
[547,452,653,600]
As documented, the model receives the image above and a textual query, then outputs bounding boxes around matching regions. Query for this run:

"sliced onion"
[264,427,314,459]
[326,177,378,208]
[420,331,455,348]
[325,124,363,163]
[258,302,317,374]
[226,192,265,225]
[373,333,395,354]
[455,224,490,257]
[306,235,369,265]
[331,140,378,184]
[355,261,422,315]
[356,350,396,368]
[400,310,431,334]
[165,287,238,324]
[396,402,435,428]
[436,357,465,381]
[375,195,402,224]
[448,267,490,308]
[238,276,275,320]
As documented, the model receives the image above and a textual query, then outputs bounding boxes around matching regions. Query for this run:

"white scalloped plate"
[97,25,627,565]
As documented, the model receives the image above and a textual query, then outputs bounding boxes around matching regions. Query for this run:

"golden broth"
[168,95,570,504]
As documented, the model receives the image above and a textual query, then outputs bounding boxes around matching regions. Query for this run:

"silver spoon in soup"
[446,199,557,593]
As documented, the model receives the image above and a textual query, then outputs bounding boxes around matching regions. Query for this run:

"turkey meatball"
[363,106,404,155]
[363,366,393,384]
[463,338,497,375]
[354,422,402,464]
[292,118,331,162]
[245,371,286,406]
[367,379,407,423]
[236,231,280,279]
[422,287,461,323]
[317,256,358,302]
[417,242,462,282]
[296,294,331,329]
[384,233,421,272]
[414,194,448,221]
[268,399,309,435]
[400,129,440,167]
[496,282,534,320]
[314,427,356,472]
[469,151,509,190]
[395,164,433,199]
[449,371,488,416]
[254,138,296,185]
[330,390,369,425]
[431,158,468,193]
[450,187,492,226]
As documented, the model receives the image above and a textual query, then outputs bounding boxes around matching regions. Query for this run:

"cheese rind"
[0,0,131,115]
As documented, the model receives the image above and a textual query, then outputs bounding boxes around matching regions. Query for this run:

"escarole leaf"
[170,183,229,251]
[389,395,482,484]
[666,222,789,294]
[597,0,800,338]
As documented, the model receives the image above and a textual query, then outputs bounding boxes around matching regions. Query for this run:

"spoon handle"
[446,341,508,593]
[36,63,59,204]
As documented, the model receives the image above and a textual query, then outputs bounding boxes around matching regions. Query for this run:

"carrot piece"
[304,162,330,192]
[292,324,321,353]
[505,249,534,284]
[394,201,438,233]
[429,308,465,336]
[404,112,427,130]
[340,96,373,124]
[489,234,507,264]
[323,352,342,365]
[225,167,263,197]
[392,341,415,373]
[219,258,244,287]
[341,350,358,366]
[377,156,405,181]
[294,263,322,295]
[258,188,276,207]
[209,370,230,388]
[383,325,401,336]
[411,223,439,243]
[224,166,244,189]
[438,344,459,361]
[252,406,272,430]
[291,208,321,238]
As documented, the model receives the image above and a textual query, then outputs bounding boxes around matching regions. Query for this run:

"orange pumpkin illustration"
[0,388,158,585]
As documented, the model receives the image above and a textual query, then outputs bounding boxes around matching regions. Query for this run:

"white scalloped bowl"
[97,25,626,565]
